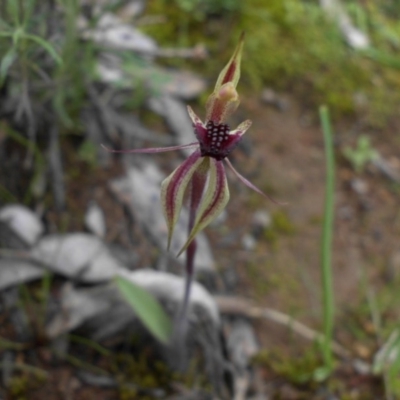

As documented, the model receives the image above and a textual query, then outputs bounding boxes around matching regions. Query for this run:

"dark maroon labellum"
[196,120,242,161]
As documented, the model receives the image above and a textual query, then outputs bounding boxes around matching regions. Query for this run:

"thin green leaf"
[22,0,37,29]
[0,46,17,85]
[24,34,62,65]
[6,1,20,26]
[114,276,172,344]
[12,27,23,45]
[319,105,335,374]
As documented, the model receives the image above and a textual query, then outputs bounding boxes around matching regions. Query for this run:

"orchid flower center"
[195,120,242,161]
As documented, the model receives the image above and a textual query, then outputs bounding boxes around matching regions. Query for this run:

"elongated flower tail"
[177,159,230,256]
[214,32,245,91]
[205,33,245,124]
[101,142,199,154]
[161,150,206,249]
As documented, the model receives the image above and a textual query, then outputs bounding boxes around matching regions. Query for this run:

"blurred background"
[1,0,400,399]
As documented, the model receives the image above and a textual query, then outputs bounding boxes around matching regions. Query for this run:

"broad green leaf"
[114,276,172,344]
[0,47,17,85]
[24,34,62,65]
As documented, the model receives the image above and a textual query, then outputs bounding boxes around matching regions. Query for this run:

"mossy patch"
[252,346,322,385]
[7,371,47,400]
[262,210,296,247]
[109,350,210,399]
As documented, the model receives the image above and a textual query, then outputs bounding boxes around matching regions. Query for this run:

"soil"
[2,93,400,399]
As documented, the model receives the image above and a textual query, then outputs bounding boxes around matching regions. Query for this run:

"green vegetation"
[0,0,93,127]
[144,0,400,126]
[253,346,322,385]
[343,135,379,173]
[262,210,296,247]
[114,276,172,344]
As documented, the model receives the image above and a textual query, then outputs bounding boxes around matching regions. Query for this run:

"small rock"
[119,0,146,19]
[242,233,256,251]
[227,319,259,372]
[261,88,289,112]
[85,201,106,238]
[251,209,272,238]
[337,205,354,220]
[31,233,125,283]
[350,178,369,196]
[352,359,371,375]
[353,91,368,111]
[162,70,206,100]
[0,205,44,246]
[76,371,117,388]
[372,156,400,184]
[147,95,197,156]
[82,13,158,54]
[0,259,44,291]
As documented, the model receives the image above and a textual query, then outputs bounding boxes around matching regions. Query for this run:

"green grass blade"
[0,46,17,85]
[115,276,172,344]
[24,34,62,65]
[319,105,335,373]
[6,0,20,26]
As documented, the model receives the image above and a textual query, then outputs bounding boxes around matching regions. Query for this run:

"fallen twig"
[215,295,351,359]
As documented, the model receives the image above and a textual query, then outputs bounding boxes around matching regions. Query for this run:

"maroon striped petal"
[160,150,208,249]
[178,158,229,256]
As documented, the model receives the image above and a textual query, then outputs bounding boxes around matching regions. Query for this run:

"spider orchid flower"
[105,33,274,256]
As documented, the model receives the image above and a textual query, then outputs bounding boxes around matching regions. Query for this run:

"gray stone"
[0,205,44,246]
[31,233,125,283]
[0,259,44,291]
[84,201,106,238]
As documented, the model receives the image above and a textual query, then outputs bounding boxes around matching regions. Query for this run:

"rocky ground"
[2,1,400,399]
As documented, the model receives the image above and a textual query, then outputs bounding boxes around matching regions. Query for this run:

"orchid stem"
[178,238,196,334]
[177,175,201,338]
[178,198,197,337]
[174,183,199,370]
